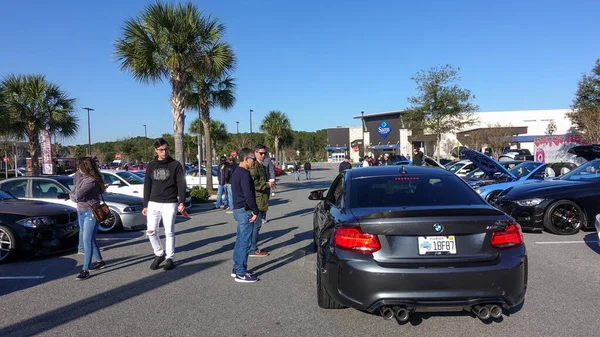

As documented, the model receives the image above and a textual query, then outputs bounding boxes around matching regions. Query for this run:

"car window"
[0,190,16,200]
[55,177,75,190]
[32,180,67,198]
[349,175,485,208]
[115,171,144,185]
[0,179,28,198]
[102,173,121,185]
[326,176,343,206]
[561,160,600,181]
[509,162,542,178]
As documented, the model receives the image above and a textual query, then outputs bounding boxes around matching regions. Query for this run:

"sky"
[1,0,599,146]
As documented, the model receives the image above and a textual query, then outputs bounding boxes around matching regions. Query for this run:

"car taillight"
[491,222,523,248]
[333,226,381,253]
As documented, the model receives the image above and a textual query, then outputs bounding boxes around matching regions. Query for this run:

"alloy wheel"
[549,203,582,234]
[99,211,116,232]
[0,228,13,262]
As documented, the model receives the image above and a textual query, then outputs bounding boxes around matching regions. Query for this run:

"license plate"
[418,236,457,255]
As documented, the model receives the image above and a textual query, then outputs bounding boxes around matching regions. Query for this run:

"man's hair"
[254,144,266,152]
[154,138,169,148]
[220,156,227,164]
[239,148,254,159]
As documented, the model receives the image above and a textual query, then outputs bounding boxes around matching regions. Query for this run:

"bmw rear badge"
[433,223,443,233]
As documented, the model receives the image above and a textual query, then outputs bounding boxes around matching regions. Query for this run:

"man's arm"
[175,162,187,207]
[250,166,270,192]
[241,172,260,214]
[265,157,275,182]
[143,164,152,208]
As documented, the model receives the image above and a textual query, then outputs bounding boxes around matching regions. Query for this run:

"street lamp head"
[250,109,253,113]
[83,107,94,111]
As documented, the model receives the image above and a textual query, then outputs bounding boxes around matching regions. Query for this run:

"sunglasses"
[156,148,168,152]
[257,152,266,156]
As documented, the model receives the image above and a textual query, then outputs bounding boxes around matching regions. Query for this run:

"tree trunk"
[201,108,213,193]
[170,73,186,169]
[274,136,279,169]
[27,129,40,176]
[436,133,441,162]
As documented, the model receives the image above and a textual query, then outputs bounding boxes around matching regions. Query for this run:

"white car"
[186,167,219,189]
[99,170,192,206]
[446,160,477,177]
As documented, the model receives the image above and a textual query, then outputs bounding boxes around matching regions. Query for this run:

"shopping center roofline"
[352,110,407,119]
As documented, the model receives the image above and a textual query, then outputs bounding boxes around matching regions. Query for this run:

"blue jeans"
[215,184,228,208]
[295,171,300,180]
[305,170,311,180]
[79,210,102,270]
[226,185,233,210]
[248,211,264,254]
[233,209,253,275]
[78,224,83,251]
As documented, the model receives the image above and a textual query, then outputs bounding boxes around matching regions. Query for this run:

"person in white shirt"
[362,155,370,167]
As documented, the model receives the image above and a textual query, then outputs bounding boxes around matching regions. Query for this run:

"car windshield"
[465,168,485,179]
[115,171,144,184]
[446,162,465,173]
[349,174,485,208]
[509,162,542,178]
[560,160,600,181]
[54,177,75,190]
[0,190,16,200]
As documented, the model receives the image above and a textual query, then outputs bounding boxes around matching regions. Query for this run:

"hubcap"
[0,229,12,261]
[550,204,582,233]
[99,211,115,231]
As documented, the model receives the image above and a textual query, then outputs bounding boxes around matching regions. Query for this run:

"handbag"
[91,194,111,223]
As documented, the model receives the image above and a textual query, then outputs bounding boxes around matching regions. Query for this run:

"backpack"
[304,162,311,171]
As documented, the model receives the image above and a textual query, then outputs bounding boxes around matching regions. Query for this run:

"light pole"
[83,107,94,156]
[143,124,147,161]
[249,109,253,148]
[236,121,239,134]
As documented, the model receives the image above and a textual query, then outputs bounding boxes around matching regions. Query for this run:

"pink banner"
[533,134,586,163]
[40,130,53,175]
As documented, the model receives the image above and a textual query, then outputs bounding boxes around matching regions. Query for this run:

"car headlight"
[123,205,143,213]
[515,198,544,207]
[17,216,54,228]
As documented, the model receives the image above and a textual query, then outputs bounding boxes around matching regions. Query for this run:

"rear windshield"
[349,175,485,208]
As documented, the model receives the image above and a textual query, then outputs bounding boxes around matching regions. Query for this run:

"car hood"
[568,145,600,162]
[463,149,517,180]
[423,156,444,168]
[0,199,77,216]
[502,179,586,199]
[103,193,143,205]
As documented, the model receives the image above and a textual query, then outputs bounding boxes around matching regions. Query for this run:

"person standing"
[362,155,370,167]
[142,138,187,271]
[412,148,424,166]
[260,151,276,224]
[294,160,301,181]
[224,156,237,214]
[304,160,312,180]
[339,156,352,173]
[70,156,106,280]
[215,156,229,210]
[248,145,271,257]
[382,153,392,166]
[230,148,260,283]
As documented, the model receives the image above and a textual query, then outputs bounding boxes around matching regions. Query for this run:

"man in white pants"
[142,138,187,271]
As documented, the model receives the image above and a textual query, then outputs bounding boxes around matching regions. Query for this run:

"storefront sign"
[377,121,392,139]
[534,134,587,163]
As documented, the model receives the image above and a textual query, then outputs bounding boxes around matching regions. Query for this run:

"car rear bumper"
[16,222,79,255]
[119,212,147,230]
[323,246,527,312]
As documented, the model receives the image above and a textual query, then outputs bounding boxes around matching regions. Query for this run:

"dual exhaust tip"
[380,306,410,322]
[379,304,503,321]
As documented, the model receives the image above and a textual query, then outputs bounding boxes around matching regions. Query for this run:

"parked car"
[463,160,524,181]
[274,167,283,177]
[500,149,534,162]
[308,166,527,321]
[0,189,79,263]
[0,176,146,232]
[99,170,192,207]
[131,171,146,179]
[494,144,600,235]
[185,166,219,189]
[446,160,477,177]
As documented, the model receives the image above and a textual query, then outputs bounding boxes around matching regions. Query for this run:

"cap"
[384,153,389,157]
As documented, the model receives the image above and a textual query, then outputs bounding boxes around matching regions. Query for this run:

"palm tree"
[185,74,236,193]
[114,1,233,168]
[189,118,230,166]
[0,74,78,176]
[260,111,292,167]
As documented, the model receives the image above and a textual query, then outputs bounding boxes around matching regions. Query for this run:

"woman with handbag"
[70,156,107,280]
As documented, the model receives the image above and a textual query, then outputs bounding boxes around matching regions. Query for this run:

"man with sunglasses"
[247,145,271,257]
[230,148,260,283]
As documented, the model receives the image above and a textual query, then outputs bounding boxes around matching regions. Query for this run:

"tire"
[0,225,17,264]
[316,247,344,309]
[543,200,584,235]
[98,209,122,233]
[485,191,501,205]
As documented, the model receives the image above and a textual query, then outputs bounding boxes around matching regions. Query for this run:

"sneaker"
[75,270,90,280]
[249,250,269,258]
[163,258,175,271]
[90,261,106,271]
[234,273,258,283]
[77,250,84,255]
[150,254,166,270]
[224,207,230,211]
[226,210,233,214]
[262,219,268,224]
[231,268,253,277]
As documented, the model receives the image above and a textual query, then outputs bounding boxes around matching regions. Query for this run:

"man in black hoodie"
[142,138,187,271]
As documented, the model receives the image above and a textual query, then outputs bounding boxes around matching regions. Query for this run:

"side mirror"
[308,189,327,201]
[111,180,122,186]
[57,192,70,200]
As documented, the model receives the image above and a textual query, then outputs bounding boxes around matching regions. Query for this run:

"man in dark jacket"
[248,145,271,257]
[216,156,229,210]
[304,160,312,180]
[224,156,236,214]
[230,148,260,283]
[412,148,424,166]
[339,156,352,173]
[142,138,187,271]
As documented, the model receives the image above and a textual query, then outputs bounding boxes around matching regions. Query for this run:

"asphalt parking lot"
[1,168,600,337]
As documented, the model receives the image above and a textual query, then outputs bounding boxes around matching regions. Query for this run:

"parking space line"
[0,276,45,280]
[96,238,137,241]
[535,240,598,244]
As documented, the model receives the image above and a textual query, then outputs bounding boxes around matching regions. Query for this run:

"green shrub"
[190,186,210,203]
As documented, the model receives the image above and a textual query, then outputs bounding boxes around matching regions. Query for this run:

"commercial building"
[325,109,575,161]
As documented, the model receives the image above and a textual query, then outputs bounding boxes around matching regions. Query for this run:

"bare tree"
[479,124,515,159]
[545,120,557,135]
